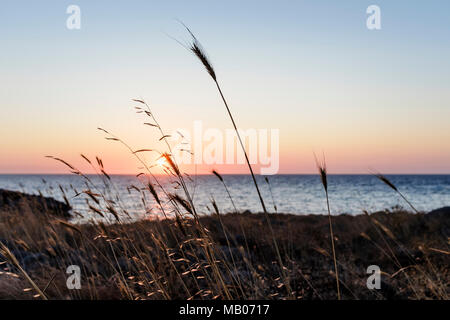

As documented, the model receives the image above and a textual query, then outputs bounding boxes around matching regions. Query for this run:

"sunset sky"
[1,0,449,174]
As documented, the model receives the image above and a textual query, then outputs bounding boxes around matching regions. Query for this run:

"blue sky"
[1,1,449,173]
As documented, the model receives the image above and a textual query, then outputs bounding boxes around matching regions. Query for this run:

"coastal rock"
[428,206,450,218]
[0,189,71,219]
[426,207,450,237]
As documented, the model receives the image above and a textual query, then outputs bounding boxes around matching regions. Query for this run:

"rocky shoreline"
[0,189,449,299]
[0,189,71,219]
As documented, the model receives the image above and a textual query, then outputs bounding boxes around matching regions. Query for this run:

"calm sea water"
[0,174,449,223]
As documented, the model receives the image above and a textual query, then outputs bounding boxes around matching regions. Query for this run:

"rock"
[0,189,71,219]
[427,206,450,218]
[426,207,450,237]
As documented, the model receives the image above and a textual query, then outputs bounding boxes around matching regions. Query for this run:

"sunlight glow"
[156,157,168,169]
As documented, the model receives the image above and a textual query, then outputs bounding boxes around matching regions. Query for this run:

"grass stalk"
[315,153,341,300]
[183,25,292,297]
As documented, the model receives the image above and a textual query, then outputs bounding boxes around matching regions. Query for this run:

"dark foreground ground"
[0,189,448,299]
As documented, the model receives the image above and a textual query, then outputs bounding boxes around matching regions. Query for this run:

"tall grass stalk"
[182,24,267,214]
[212,170,251,256]
[183,25,292,296]
[315,154,341,300]
[372,172,419,213]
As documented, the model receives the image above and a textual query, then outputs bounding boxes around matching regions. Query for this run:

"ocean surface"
[0,174,449,223]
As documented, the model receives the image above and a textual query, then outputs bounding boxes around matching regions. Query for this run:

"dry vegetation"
[0,192,448,300]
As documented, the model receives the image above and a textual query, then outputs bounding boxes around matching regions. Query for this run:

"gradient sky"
[1,0,449,174]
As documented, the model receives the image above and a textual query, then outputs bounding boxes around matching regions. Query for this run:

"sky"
[1,0,449,174]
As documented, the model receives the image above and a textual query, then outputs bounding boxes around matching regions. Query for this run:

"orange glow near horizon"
[2,140,449,175]
[1,112,450,175]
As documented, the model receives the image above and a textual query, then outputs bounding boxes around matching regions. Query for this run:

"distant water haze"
[1,174,449,223]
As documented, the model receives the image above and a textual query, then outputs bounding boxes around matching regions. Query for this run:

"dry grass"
[315,153,340,300]
[0,199,448,300]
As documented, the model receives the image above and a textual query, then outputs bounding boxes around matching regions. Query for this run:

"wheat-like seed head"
[314,153,328,192]
[371,171,398,191]
[181,23,217,81]
[212,170,223,182]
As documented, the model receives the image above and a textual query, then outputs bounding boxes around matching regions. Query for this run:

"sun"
[156,157,168,168]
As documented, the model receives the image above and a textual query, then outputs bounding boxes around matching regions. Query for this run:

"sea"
[0,174,449,223]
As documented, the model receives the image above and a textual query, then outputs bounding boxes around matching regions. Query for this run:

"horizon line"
[0,172,449,176]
